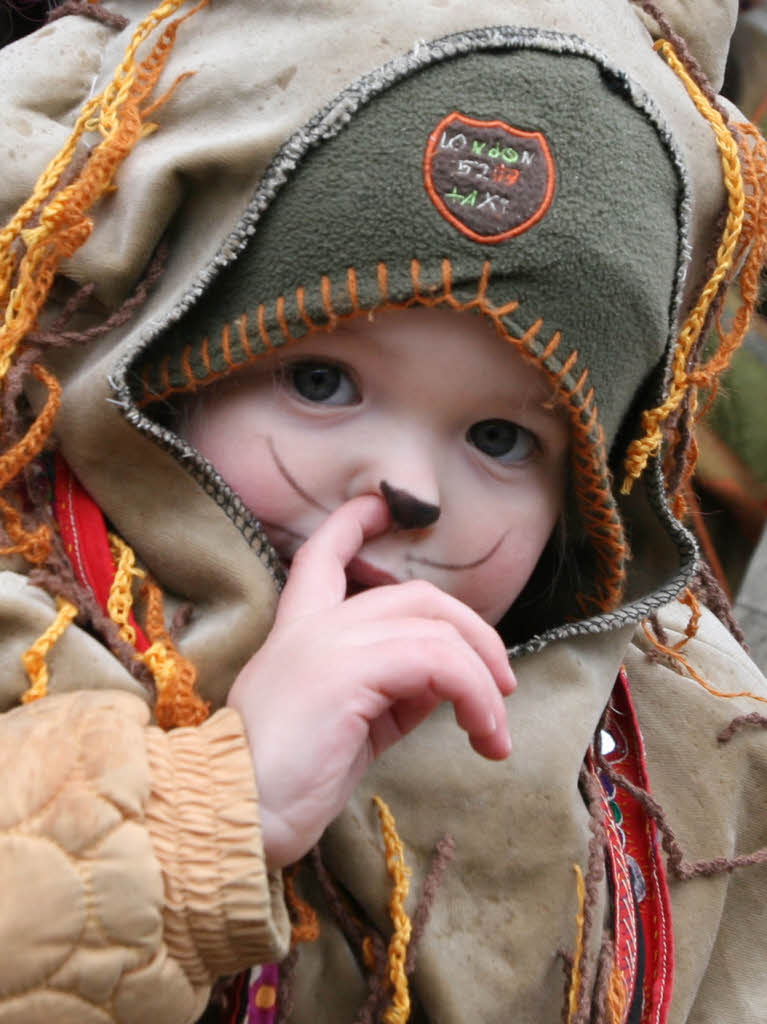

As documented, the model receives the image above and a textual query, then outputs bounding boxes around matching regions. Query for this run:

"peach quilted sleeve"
[0,691,290,1024]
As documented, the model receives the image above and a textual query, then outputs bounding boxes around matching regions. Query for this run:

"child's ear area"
[493,518,583,646]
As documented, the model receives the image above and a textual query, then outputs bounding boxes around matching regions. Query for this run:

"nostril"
[380,480,441,529]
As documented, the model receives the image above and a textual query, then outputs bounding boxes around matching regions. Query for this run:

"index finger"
[275,494,391,623]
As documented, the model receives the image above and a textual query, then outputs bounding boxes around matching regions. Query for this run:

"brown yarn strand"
[644,611,669,659]
[558,950,574,1024]
[570,766,609,1024]
[308,845,381,957]
[0,242,168,690]
[26,241,169,350]
[693,561,749,648]
[599,755,767,880]
[404,834,456,974]
[629,0,721,108]
[1,354,39,450]
[168,600,195,642]
[275,949,300,1024]
[306,845,390,1024]
[718,713,767,743]
[26,512,155,688]
[304,836,457,1024]
[47,1,130,31]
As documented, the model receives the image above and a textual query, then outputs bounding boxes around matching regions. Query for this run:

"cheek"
[183,397,309,525]
[457,531,552,625]
[445,480,563,625]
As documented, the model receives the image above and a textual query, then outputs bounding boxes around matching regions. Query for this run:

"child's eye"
[467,419,537,463]
[287,361,360,405]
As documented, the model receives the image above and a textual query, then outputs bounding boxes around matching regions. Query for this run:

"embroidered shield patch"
[423,112,555,243]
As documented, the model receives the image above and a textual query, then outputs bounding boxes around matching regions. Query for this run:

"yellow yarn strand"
[105,533,209,728]
[373,795,413,1024]
[21,597,79,703]
[606,960,629,1024]
[621,39,746,493]
[142,638,177,692]
[107,532,146,645]
[567,864,587,1024]
[140,578,209,728]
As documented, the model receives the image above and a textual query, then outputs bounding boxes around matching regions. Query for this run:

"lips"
[277,551,398,596]
[345,557,399,596]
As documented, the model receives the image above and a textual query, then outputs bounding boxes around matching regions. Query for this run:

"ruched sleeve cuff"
[145,708,291,987]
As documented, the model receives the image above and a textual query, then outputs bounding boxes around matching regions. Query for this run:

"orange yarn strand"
[622,39,747,494]
[373,796,413,1024]
[284,866,320,946]
[141,578,209,728]
[675,587,702,650]
[102,535,209,729]
[0,364,60,564]
[0,0,204,586]
[20,597,79,703]
[605,961,629,1024]
[642,619,767,705]
[695,121,767,395]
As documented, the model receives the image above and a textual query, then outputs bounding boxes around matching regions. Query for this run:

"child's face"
[183,307,569,625]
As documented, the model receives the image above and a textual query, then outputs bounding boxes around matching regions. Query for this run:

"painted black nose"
[380,480,441,529]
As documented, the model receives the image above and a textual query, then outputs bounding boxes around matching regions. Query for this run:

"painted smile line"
[404,530,509,572]
[261,437,508,574]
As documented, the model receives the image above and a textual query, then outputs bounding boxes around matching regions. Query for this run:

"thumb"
[274,494,390,623]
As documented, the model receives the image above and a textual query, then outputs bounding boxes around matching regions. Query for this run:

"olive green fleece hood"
[118,25,698,649]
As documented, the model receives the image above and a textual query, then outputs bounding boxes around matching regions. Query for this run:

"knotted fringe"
[615,15,767,664]
[2,1,210,725]
[622,42,767,499]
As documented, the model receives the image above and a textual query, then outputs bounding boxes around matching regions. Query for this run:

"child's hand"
[226,494,516,869]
